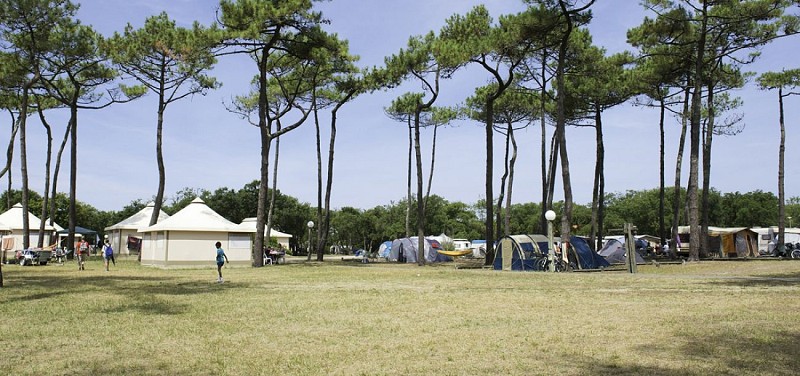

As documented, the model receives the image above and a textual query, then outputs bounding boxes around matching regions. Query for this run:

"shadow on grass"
[705,271,800,287]
[577,326,800,375]
[100,295,188,316]
[1,272,239,317]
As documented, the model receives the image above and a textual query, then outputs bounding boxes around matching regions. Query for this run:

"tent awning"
[57,226,98,236]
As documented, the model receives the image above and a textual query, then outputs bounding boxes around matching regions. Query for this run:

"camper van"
[452,239,471,251]
[751,227,800,256]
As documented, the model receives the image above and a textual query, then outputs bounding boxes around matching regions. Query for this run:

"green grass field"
[2,257,799,375]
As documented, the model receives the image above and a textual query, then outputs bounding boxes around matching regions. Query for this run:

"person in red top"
[77,239,89,271]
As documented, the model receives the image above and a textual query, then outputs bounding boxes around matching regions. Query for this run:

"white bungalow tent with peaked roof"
[104,202,169,256]
[236,217,292,249]
[138,198,252,268]
[0,203,58,260]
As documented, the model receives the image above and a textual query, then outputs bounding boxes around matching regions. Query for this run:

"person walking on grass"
[215,241,229,283]
[77,239,89,270]
[102,239,115,272]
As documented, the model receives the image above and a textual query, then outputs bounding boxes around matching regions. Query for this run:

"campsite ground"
[2,257,799,375]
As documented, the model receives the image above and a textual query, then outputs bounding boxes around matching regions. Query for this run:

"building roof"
[139,198,240,233]
[0,203,55,231]
[105,202,169,231]
[236,217,293,238]
[46,218,64,232]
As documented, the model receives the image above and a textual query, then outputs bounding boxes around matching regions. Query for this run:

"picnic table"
[264,249,286,265]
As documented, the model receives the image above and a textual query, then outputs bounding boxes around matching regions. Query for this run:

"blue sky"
[5,0,798,212]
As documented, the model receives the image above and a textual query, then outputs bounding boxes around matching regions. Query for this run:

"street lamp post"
[789,216,793,228]
[306,221,314,261]
[545,210,556,272]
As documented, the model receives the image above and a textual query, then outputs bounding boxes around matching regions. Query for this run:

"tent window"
[228,233,251,249]
[155,232,165,251]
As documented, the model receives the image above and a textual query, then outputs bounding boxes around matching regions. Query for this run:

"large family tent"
[568,236,610,270]
[493,235,546,271]
[235,218,293,249]
[598,237,646,264]
[388,237,450,263]
[0,203,58,261]
[677,226,759,258]
[104,202,169,256]
[139,198,252,268]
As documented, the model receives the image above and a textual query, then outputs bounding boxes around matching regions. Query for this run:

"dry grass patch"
[1,258,799,375]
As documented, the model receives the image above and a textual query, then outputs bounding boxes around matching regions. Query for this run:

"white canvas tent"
[138,198,252,268]
[0,203,58,261]
[235,217,292,249]
[104,202,169,256]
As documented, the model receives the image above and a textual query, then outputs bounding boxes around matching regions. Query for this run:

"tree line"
[2,0,799,269]
[3,184,798,254]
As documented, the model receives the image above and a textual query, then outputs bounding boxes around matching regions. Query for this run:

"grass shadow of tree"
[705,271,800,287]
[575,325,800,375]
[1,272,255,317]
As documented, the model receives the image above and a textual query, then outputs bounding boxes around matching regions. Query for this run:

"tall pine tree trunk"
[254,49,270,267]
[321,101,347,261]
[687,3,709,261]
[314,93,323,256]
[658,94,666,255]
[405,117,412,238]
[589,105,605,251]
[539,56,549,234]
[266,121,281,258]
[671,87,690,257]
[20,84,32,249]
[504,125,517,236]
[68,104,78,255]
[149,95,167,227]
[414,109,425,265]
[424,124,439,214]
[556,0,576,249]
[701,84,715,258]
[777,88,786,251]
[483,98,495,266]
[50,121,71,231]
[497,125,510,239]
[36,107,54,248]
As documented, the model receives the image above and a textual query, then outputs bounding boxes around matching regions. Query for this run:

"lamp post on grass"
[545,210,556,272]
[789,216,793,228]
[306,221,314,261]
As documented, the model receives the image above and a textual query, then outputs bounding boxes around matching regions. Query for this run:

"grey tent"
[388,237,450,263]
[598,237,646,264]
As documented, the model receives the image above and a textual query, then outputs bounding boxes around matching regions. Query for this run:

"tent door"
[501,238,513,270]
